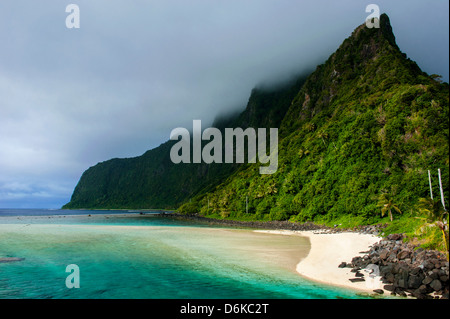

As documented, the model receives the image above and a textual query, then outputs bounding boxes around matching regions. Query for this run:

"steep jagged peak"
[180,14,448,226]
[65,13,448,216]
[281,13,430,135]
[351,13,397,48]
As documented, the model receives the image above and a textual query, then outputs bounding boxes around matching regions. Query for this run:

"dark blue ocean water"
[0,209,372,299]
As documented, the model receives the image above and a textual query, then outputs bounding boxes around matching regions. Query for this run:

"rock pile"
[343,233,449,299]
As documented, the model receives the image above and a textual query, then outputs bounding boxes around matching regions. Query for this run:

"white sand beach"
[255,230,384,293]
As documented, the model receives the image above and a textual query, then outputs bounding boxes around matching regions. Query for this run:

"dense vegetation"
[178,15,449,251]
[64,15,448,252]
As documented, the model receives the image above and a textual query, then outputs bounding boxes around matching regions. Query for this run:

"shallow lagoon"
[0,212,367,299]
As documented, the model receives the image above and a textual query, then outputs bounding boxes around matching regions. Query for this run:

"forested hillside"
[179,15,449,233]
[64,14,448,247]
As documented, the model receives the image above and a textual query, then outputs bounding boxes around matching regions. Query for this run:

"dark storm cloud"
[0,0,448,207]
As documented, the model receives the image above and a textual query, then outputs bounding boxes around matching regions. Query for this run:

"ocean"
[0,209,367,299]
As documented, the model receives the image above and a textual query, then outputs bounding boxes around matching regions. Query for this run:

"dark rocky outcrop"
[343,233,449,299]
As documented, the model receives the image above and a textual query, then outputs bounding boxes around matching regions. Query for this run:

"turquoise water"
[0,212,368,299]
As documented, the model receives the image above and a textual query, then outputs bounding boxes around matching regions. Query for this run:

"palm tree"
[304,122,315,132]
[317,131,329,146]
[416,197,449,256]
[298,148,310,158]
[376,191,402,222]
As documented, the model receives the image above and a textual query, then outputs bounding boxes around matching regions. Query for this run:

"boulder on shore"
[344,233,449,299]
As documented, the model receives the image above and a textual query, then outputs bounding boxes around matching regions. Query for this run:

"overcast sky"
[0,0,448,208]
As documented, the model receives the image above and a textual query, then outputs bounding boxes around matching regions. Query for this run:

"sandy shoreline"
[255,229,384,294]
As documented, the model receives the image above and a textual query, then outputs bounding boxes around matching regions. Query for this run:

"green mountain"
[62,73,307,209]
[178,14,449,225]
[64,14,449,229]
